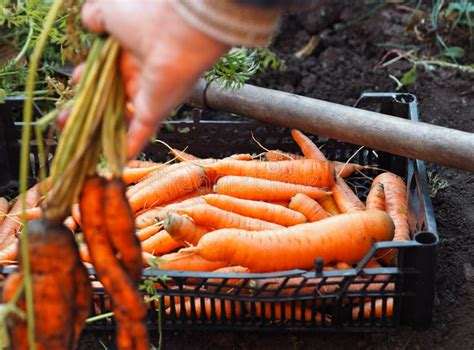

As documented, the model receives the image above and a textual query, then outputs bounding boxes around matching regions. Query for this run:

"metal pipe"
[187,80,474,173]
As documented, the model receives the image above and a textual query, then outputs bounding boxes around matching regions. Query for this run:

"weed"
[427,171,449,197]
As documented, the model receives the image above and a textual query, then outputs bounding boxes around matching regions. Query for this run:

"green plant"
[427,171,449,197]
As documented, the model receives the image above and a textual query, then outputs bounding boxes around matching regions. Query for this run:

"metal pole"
[187,80,474,173]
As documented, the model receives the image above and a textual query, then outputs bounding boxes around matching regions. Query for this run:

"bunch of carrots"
[1,129,409,325]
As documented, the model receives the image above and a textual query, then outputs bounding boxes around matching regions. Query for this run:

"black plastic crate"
[0,92,438,332]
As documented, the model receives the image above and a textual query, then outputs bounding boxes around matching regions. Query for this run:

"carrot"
[0,182,42,248]
[291,129,326,161]
[207,265,250,292]
[268,201,290,207]
[142,252,155,267]
[366,183,385,211]
[331,177,365,213]
[370,172,409,241]
[126,159,160,168]
[352,298,393,320]
[0,197,9,226]
[335,262,352,270]
[334,161,366,178]
[128,164,205,212]
[2,271,28,348]
[104,178,143,284]
[122,165,162,185]
[136,223,162,241]
[170,148,201,162]
[179,204,285,231]
[186,210,394,272]
[289,193,331,222]
[11,206,42,221]
[141,230,182,256]
[317,195,341,216]
[264,150,304,161]
[203,194,307,226]
[0,238,18,265]
[253,302,328,323]
[163,187,211,207]
[216,176,330,202]
[164,213,209,245]
[213,265,250,274]
[210,159,334,187]
[157,250,227,271]
[228,153,253,160]
[80,176,149,349]
[71,203,81,226]
[167,298,241,319]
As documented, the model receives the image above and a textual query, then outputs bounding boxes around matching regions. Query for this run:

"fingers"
[81,0,106,33]
[71,63,85,86]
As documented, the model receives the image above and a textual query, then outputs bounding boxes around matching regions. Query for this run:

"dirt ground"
[80,2,473,349]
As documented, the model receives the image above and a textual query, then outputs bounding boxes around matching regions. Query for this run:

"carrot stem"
[19,1,64,348]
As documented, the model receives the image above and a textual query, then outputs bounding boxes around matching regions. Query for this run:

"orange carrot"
[0,238,18,265]
[136,224,162,241]
[264,150,304,161]
[253,302,328,323]
[207,265,250,292]
[317,195,341,216]
[203,194,307,226]
[268,201,290,207]
[0,197,9,226]
[126,159,160,168]
[163,187,211,207]
[11,206,42,221]
[334,161,366,178]
[186,210,394,272]
[370,173,409,241]
[352,298,393,320]
[141,230,182,256]
[142,252,155,267]
[216,176,330,201]
[366,183,385,211]
[228,153,253,161]
[122,165,162,185]
[179,204,285,231]
[212,266,249,274]
[157,250,227,271]
[170,148,201,162]
[210,159,334,187]
[331,177,365,213]
[128,165,205,212]
[289,193,331,222]
[164,213,209,245]
[290,129,326,161]
[168,298,241,319]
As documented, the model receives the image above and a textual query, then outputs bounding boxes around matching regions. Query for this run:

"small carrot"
[203,194,307,226]
[164,213,209,246]
[331,177,365,213]
[0,197,9,226]
[141,230,182,256]
[216,176,331,202]
[128,164,205,212]
[11,206,42,221]
[228,153,253,161]
[366,183,385,211]
[317,195,341,216]
[352,298,393,320]
[210,159,334,187]
[157,250,227,271]
[186,210,394,272]
[0,238,18,265]
[264,150,304,161]
[371,172,409,241]
[289,193,331,222]
[334,161,366,178]
[290,129,326,161]
[136,224,162,241]
[122,165,162,185]
[179,204,285,231]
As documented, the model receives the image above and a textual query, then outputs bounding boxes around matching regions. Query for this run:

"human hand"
[79,0,229,159]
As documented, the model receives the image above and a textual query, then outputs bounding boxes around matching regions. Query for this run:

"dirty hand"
[79,0,229,159]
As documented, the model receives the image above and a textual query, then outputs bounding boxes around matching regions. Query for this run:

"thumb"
[81,0,106,33]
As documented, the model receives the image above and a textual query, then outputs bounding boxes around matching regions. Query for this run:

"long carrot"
[157,250,227,271]
[0,197,9,226]
[122,165,162,185]
[290,129,326,161]
[179,204,285,231]
[352,298,393,320]
[186,210,394,272]
[289,193,331,222]
[141,230,182,256]
[366,183,385,211]
[331,177,365,213]
[216,176,330,201]
[128,164,205,212]
[370,172,409,241]
[210,159,334,187]
[164,213,209,245]
[318,195,341,216]
[203,194,307,226]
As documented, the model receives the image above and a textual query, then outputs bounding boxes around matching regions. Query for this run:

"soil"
[80,2,473,349]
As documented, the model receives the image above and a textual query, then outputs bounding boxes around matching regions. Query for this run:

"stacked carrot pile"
[0,129,409,323]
